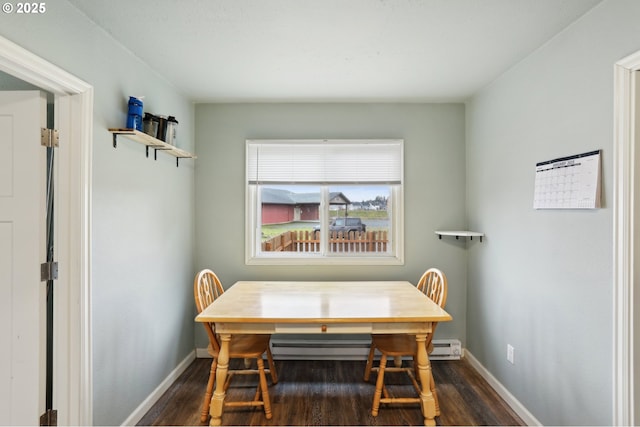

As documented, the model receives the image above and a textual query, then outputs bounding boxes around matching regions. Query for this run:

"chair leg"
[200,358,218,423]
[266,346,278,384]
[256,358,272,420]
[371,354,387,417]
[393,355,403,368]
[364,344,376,381]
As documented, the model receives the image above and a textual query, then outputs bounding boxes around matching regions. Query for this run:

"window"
[246,139,404,265]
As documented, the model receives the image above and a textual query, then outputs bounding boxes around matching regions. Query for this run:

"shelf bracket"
[153,147,171,161]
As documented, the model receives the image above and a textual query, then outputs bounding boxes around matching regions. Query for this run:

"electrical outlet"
[507,344,515,364]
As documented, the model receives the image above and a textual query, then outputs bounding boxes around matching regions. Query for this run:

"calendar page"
[533,150,601,209]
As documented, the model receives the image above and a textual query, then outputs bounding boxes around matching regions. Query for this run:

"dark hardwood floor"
[138,357,525,426]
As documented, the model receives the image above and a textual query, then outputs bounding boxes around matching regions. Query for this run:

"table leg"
[415,333,436,426]
[209,333,230,426]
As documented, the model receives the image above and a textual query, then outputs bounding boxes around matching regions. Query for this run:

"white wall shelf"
[435,230,484,242]
[108,128,196,167]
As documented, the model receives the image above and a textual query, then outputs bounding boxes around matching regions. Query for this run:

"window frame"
[245,139,404,266]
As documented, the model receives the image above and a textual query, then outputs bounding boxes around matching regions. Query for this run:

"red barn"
[260,188,350,225]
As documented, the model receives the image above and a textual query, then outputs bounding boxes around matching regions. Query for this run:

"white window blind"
[247,139,403,185]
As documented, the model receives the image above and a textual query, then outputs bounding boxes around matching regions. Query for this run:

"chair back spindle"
[417,268,447,308]
[194,269,225,353]
[416,268,447,354]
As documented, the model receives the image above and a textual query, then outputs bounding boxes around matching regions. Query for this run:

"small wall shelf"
[108,128,196,167]
[435,231,485,242]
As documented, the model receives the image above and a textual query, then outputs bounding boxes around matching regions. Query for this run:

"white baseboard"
[464,350,541,426]
[121,350,196,426]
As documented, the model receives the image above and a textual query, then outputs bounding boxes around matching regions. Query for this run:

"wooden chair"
[194,269,278,422]
[363,268,448,416]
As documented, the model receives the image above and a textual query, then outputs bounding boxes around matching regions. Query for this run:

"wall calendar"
[533,150,601,209]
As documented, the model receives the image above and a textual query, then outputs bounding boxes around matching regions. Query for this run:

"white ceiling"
[68,0,601,102]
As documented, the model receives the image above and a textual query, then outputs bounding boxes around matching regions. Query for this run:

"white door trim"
[0,35,93,425]
[613,50,640,426]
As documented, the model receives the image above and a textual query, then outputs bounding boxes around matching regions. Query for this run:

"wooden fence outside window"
[262,230,388,253]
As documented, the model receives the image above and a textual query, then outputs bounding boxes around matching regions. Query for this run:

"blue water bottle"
[126,96,144,131]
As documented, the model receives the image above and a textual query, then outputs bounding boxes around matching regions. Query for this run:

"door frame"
[613,49,640,426]
[0,36,93,424]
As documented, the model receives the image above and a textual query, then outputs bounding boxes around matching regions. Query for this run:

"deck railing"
[262,230,388,253]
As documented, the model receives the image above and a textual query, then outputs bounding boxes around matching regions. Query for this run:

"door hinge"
[41,128,59,148]
[40,409,57,426]
[40,261,58,282]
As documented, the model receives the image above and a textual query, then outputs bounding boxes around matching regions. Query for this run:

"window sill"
[245,254,404,266]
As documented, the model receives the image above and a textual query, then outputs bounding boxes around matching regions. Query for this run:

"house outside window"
[246,139,404,265]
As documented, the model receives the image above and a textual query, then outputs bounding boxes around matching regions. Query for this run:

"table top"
[195,281,452,324]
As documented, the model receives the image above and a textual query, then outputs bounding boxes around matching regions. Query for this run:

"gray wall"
[194,103,467,347]
[0,2,196,425]
[465,1,640,425]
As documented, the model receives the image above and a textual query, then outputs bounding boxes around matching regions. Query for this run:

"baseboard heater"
[269,338,462,361]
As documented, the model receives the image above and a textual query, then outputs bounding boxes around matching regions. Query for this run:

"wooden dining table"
[195,280,452,426]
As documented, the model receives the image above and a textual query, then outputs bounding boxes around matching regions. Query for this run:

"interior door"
[0,91,47,425]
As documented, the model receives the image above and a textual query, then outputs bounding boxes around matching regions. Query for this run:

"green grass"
[346,209,387,219]
[261,225,308,240]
